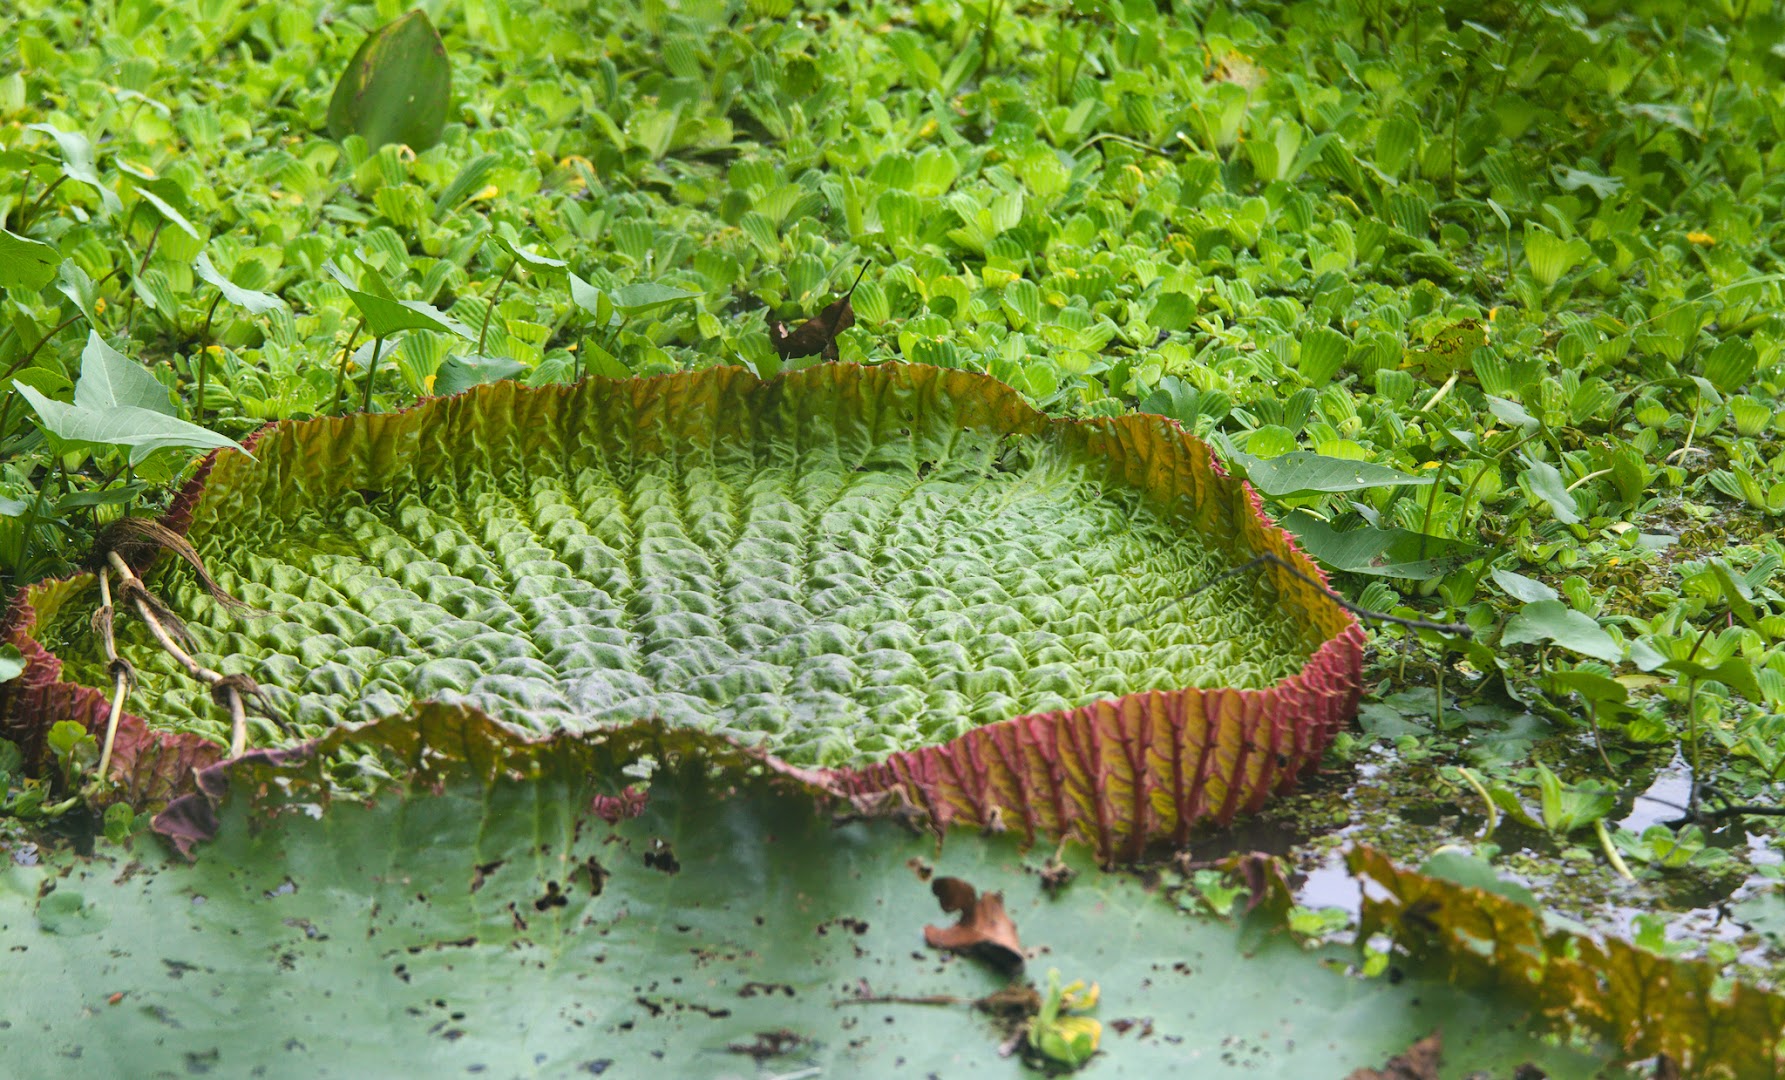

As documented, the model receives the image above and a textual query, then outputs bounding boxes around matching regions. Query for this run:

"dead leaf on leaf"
[1344,1028,1442,1080]
[1216,851,1298,919]
[766,264,867,362]
[923,876,1024,972]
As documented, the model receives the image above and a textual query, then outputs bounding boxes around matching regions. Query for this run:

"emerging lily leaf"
[6,364,1362,859]
[1352,846,1785,1076]
[325,10,451,152]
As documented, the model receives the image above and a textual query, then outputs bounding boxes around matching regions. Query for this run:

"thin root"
[105,550,273,759]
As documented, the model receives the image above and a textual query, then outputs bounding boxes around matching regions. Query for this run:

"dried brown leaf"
[766,265,867,362]
[1344,1028,1442,1080]
[923,876,1024,972]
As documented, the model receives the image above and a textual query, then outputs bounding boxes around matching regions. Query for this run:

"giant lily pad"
[2,364,1361,858]
[0,706,1605,1077]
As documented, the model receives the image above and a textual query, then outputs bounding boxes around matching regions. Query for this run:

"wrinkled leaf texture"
[4,364,1363,861]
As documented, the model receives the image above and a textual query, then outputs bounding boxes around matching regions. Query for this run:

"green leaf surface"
[344,288,475,341]
[1490,568,1558,604]
[1500,601,1621,663]
[496,235,567,270]
[0,709,1603,1078]
[432,353,527,396]
[133,185,202,241]
[1519,456,1580,524]
[12,332,247,465]
[194,251,285,315]
[1226,450,1431,498]
[0,228,60,291]
[0,643,23,683]
[20,366,1359,862]
[1282,511,1484,580]
[325,10,451,151]
[609,281,701,315]
[567,271,618,329]
[25,123,121,214]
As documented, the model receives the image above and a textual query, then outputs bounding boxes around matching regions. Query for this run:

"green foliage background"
[8,0,1785,1036]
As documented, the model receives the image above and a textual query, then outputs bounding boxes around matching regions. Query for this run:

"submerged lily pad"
[3,364,1361,857]
[0,707,1606,1077]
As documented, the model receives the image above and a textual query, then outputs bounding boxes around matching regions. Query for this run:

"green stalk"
[476,259,518,358]
[1455,767,1499,838]
[1448,74,1474,198]
[194,292,224,421]
[1595,818,1636,882]
[1418,460,1450,559]
[329,317,365,415]
[362,335,388,414]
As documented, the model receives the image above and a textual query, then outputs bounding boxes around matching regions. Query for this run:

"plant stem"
[194,292,224,421]
[328,317,365,414]
[1064,19,1092,103]
[1418,460,1449,559]
[23,174,68,228]
[361,335,387,414]
[1589,701,1613,773]
[1595,818,1635,882]
[974,0,1003,82]
[105,549,254,757]
[1448,74,1474,198]
[11,171,30,231]
[1456,766,1499,838]
[122,217,164,337]
[476,259,518,357]
[94,568,129,784]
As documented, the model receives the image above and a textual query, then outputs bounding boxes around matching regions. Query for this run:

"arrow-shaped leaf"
[194,252,285,315]
[13,332,246,466]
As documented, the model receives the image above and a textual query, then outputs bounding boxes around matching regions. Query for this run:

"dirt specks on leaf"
[1344,1028,1442,1080]
[533,881,568,911]
[643,840,679,874]
[470,860,503,893]
[923,876,1024,972]
[725,1029,807,1060]
[570,856,607,897]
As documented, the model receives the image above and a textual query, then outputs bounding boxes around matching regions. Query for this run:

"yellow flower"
[94,297,106,315]
[424,374,437,393]
[471,185,500,201]
[1687,231,1715,246]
